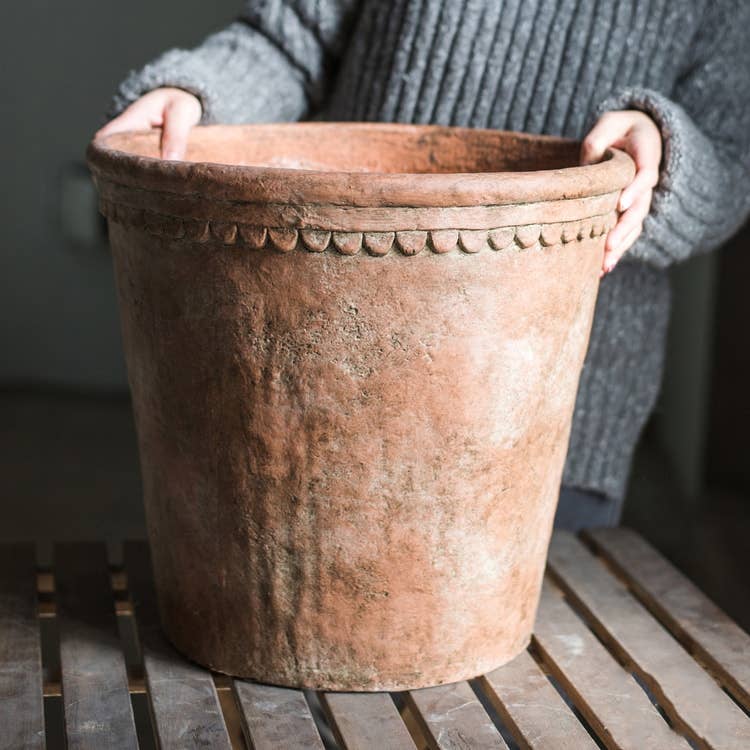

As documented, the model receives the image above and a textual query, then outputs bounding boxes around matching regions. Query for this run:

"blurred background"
[1,0,748,632]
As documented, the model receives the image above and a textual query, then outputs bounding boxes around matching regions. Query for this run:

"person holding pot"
[98,0,750,530]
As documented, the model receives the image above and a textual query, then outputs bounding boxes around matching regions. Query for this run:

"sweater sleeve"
[592,1,750,269]
[107,0,361,125]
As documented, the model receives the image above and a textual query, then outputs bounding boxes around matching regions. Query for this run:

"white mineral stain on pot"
[482,336,544,447]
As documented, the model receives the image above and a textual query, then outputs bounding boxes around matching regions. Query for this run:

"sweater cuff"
[106,22,309,127]
[592,87,738,269]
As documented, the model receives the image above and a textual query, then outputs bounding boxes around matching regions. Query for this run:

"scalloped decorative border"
[100,200,616,256]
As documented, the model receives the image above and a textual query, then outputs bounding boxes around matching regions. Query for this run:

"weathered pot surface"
[88,123,633,691]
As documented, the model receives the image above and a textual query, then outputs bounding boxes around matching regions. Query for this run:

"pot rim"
[87,122,635,208]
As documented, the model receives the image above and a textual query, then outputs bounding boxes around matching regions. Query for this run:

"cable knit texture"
[109,0,750,502]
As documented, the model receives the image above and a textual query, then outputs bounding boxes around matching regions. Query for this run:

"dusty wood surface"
[406,679,509,749]
[233,680,325,750]
[585,526,750,711]
[320,691,417,749]
[124,540,231,749]
[534,580,691,750]
[480,648,598,749]
[548,531,750,750]
[0,543,45,750]
[0,528,748,747]
[56,543,138,750]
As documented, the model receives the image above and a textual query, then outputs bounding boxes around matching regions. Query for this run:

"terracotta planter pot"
[87,123,633,691]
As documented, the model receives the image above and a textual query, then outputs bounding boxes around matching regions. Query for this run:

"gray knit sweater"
[110,0,750,502]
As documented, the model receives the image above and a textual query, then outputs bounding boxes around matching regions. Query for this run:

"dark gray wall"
[0,1,237,388]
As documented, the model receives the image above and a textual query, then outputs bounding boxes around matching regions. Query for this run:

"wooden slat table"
[1,529,748,749]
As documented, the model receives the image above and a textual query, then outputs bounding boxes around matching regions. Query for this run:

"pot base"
[165,625,532,692]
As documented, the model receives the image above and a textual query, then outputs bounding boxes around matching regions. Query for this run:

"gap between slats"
[214,676,252,750]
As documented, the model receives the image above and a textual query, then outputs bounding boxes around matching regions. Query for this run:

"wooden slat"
[124,541,231,749]
[233,680,324,750]
[320,691,417,749]
[547,531,750,750]
[534,580,691,750]
[586,527,750,711]
[56,543,137,750]
[406,680,508,749]
[0,543,45,750]
[480,649,598,749]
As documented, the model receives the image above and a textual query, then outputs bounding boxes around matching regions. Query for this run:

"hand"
[581,110,662,275]
[94,87,202,161]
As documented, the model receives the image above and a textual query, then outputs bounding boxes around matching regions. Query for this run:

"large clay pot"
[87,123,633,690]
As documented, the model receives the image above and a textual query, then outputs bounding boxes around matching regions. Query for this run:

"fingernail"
[619,193,632,212]
[163,150,180,161]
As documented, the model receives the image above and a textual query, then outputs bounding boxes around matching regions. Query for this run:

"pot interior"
[106,123,581,175]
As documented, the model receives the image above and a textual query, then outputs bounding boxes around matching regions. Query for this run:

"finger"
[580,112,631,165]
[603,223,642,273]
[95,108,154,139]
[95,97,165,140]
[602,190,651,272]
[628,120,663,171]
[619,165,659,211]
[617,128,662,210]
[160,97,200,160]
[606,188,651,253]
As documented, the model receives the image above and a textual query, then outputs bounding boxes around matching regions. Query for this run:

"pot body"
[89,123,631,690]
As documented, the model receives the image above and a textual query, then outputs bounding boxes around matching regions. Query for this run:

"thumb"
[160,95,201,160]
